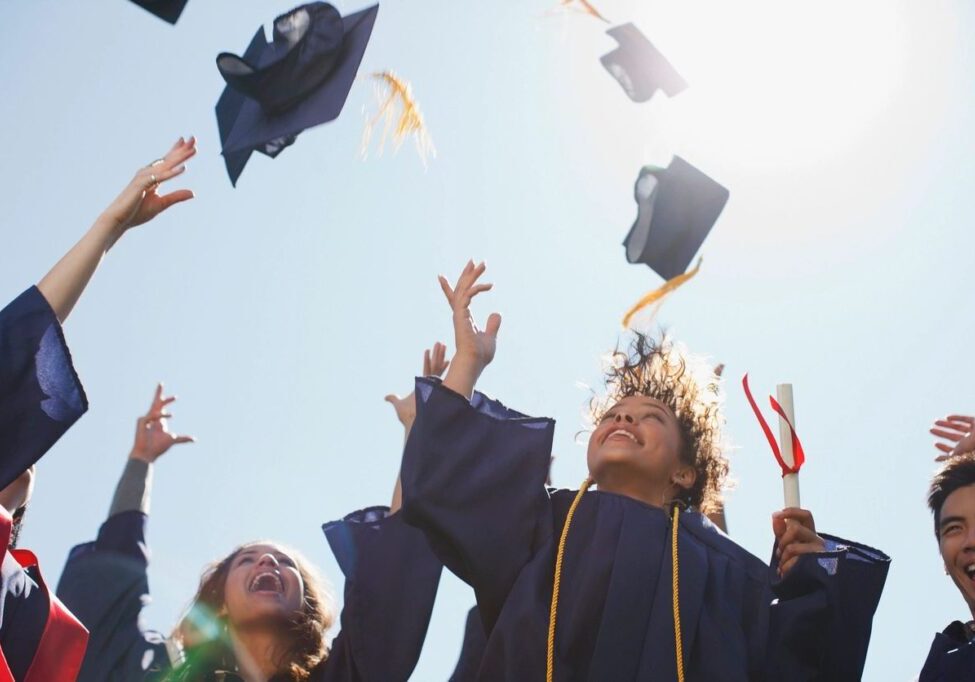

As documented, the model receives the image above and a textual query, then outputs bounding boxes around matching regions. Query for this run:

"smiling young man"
[921,451,975,679]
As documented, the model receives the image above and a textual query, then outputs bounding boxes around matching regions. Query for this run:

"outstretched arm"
[37,137,197,323]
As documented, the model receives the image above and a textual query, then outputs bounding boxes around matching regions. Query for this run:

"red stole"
[0,506,88,682]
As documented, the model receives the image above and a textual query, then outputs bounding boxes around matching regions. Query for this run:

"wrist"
[93,212,129,247]
[128,449,155,464]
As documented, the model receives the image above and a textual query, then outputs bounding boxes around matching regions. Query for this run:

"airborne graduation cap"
[215,2,379,186]
[621,157,729,326]
[128,0,188,24]
[601,23,687,103]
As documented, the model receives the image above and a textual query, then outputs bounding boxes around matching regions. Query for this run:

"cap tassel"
[622,257,703,329]
[361,71,436,166]
[557,0,610,22]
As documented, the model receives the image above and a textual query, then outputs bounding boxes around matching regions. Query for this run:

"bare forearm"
[36,215,124,323]
[442,356,483,401]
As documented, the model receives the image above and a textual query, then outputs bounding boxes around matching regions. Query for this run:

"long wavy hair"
[588,333,730,514]
[167,541,335,681]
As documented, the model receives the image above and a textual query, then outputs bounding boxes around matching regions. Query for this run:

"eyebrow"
[940,515,966,530]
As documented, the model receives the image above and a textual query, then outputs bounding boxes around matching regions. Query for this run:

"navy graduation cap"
[128,0,189,24]
[624,157,729,280]
[601,23,687,103]
[215,2,379,186]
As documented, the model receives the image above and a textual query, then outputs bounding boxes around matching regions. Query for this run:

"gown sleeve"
[765,533,890,681]
[56,511,171,680]
[448,606,486,682]
[400,377,554,632]
[0,286,87,489]
[317,506,443,682]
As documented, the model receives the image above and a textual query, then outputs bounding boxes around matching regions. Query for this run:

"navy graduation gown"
[0,287,88,679]
[57,506,442,681]
[920,621,975,681]
[401,378,891,681]
[0,286,87,491]
[448,606,486,682]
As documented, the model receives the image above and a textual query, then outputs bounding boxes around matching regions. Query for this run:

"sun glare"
[645,0,907,168]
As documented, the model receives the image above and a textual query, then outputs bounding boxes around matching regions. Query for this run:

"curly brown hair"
[168,541,334,681]
[589,332,729,514]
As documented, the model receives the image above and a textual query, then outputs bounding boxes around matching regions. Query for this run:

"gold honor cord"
[671,503,685,682]
[547,478,593,682]
[621,258,703,329]
[546,482,686,682]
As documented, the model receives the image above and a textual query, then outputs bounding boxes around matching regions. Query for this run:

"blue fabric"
[57,511,170,681]
[0,286,87,491]
[401,377,891,682]
[920,622,975,681]
[448,606,486,682]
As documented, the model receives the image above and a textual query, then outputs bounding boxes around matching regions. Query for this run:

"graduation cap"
[128,0,189,24]
[624,157,729,280]
[215,2,379,186]
[601,23,687,103]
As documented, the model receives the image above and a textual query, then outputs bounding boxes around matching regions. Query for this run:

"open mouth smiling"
[605,428,641,446]
[248,571,285,595]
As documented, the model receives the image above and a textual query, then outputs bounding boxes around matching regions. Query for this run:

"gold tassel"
[361,71,436,166]
[621,258,703,329]
[558,0,610,23]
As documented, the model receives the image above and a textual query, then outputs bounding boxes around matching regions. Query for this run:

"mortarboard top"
[128,0,189,24]
[215,2,379,186]
[601,23,687,103]
[623,156,729,280]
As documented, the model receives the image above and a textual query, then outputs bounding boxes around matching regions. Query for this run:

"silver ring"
[148,173,158,187]
[150,158,165,167]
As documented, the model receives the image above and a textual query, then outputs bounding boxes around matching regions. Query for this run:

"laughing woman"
[400,261,892,681]
[56,382,442,681]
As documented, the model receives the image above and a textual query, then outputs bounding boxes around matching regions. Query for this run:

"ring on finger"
[147,173,158,189]
[149,158,165,167]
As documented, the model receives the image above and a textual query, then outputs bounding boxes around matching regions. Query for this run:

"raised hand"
[385,342,450,429]
[931,415,975,462]
[438,261,501,398]
[129,383,195,464]
[772,508,826,577]
[100,137,197,232]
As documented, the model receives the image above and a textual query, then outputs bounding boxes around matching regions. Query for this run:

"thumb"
[384,394,400,405]
[485,312,502,337]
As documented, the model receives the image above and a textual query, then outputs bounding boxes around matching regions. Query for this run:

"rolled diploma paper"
[775,383,801,508]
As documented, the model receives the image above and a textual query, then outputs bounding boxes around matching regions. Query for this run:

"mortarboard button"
[601,23,687,103]
[623,156,729,280]
[128,0,189,24]
[215,2,380,186]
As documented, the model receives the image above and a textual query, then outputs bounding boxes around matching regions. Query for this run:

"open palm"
[930,415,975,462]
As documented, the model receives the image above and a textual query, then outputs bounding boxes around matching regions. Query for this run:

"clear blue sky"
[2,0,971,678]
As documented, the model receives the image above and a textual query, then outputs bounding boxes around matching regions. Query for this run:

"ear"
[672,464,697,491]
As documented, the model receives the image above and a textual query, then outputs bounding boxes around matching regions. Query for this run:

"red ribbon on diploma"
[742,374,805,476]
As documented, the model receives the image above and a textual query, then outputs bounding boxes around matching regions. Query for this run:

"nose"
[614,412,635,424]
[257,553,280,568]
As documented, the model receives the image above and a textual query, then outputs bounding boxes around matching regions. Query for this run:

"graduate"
[401,260,891,681]
[58,375,443,681]
[0,137,196,681]
[919,415,975,679]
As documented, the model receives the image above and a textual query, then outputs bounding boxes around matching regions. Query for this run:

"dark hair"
[9,505,26,549]
[928,453,975,539]
[590,333,729,514]
[168,541,334,681]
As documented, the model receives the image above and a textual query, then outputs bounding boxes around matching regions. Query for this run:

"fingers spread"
[485,312,502,337]
[930,428,964,442]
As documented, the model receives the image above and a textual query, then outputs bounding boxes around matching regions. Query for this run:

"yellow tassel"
[361,71,436,166]
[672,504,685,682]
[558,0,610,22]
[547,477,593,682]
[621,257,703,329]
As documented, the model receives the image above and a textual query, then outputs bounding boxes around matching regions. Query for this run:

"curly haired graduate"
[401,261,890,681]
